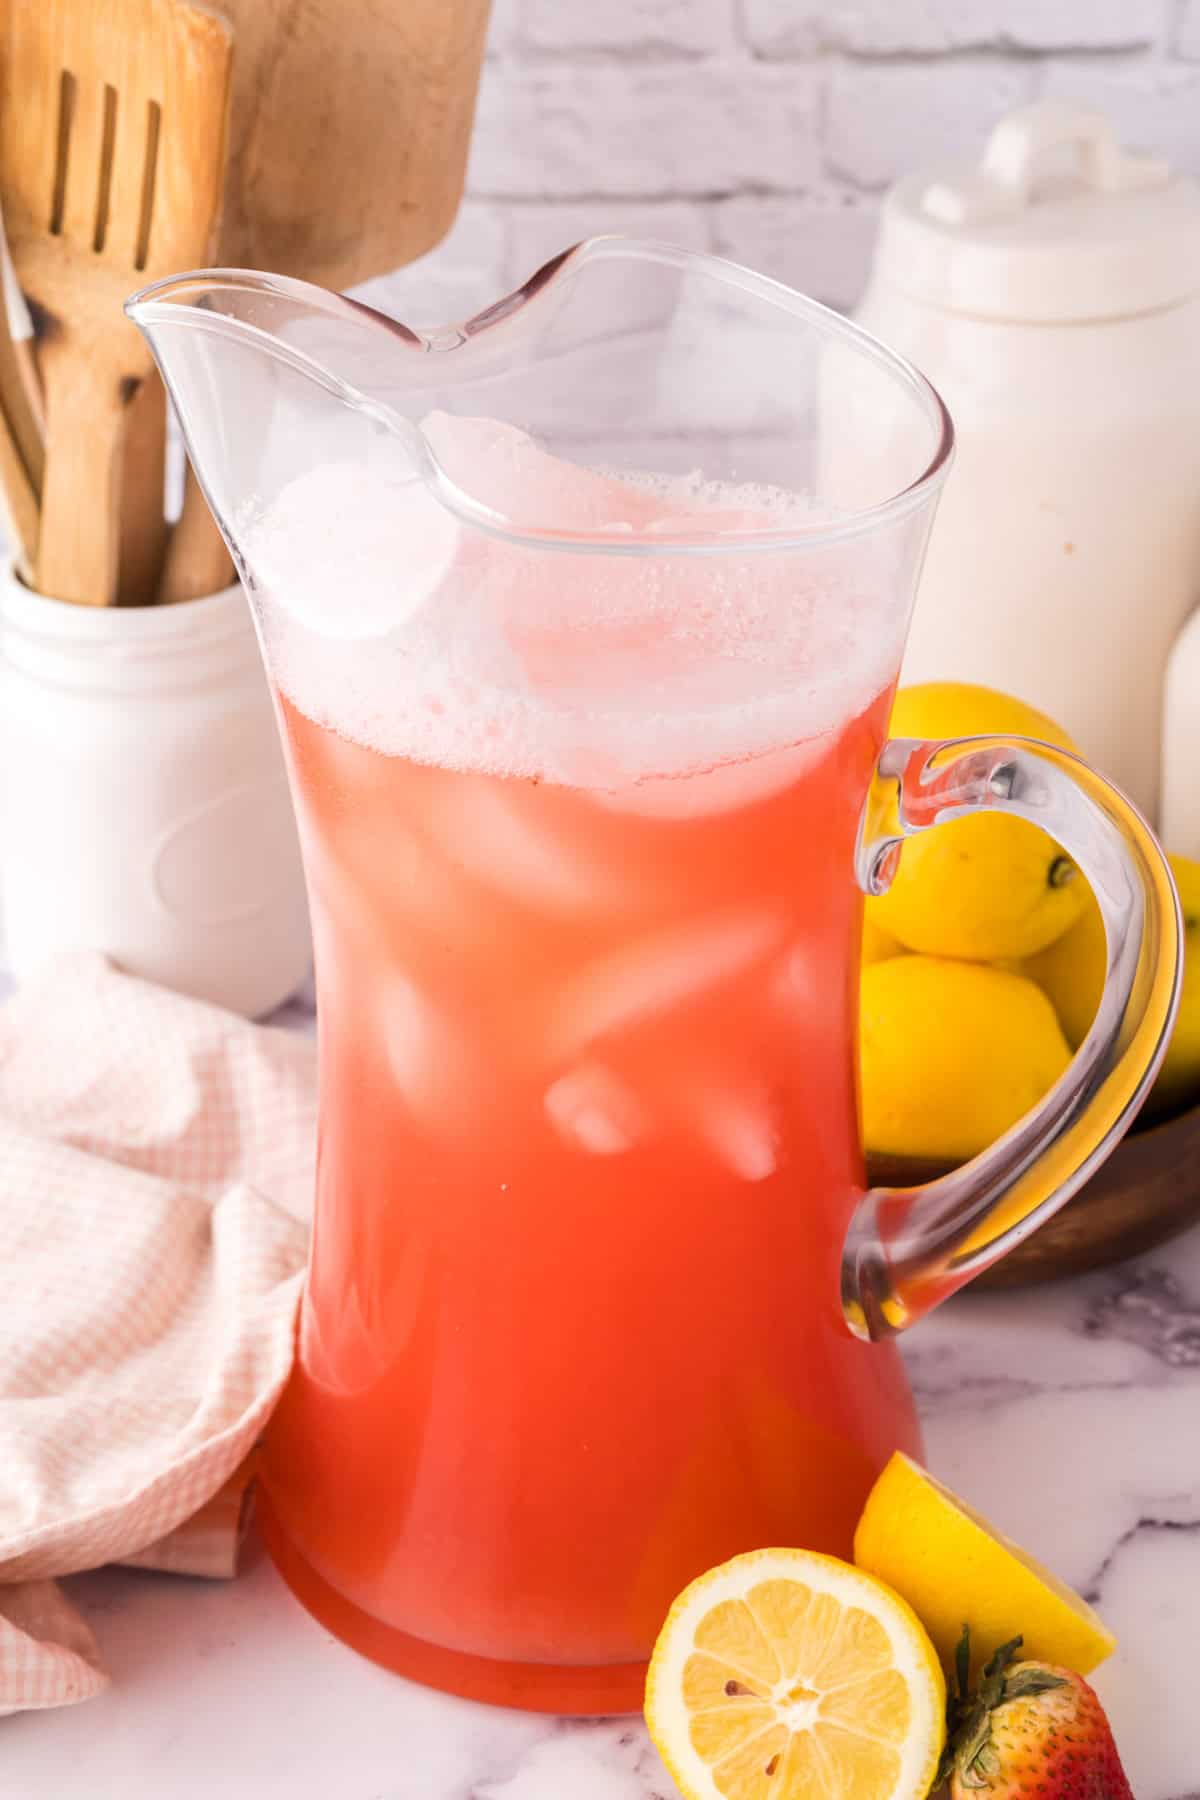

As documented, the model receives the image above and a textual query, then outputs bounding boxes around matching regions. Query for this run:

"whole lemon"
[862,913,907,965]
[867,682,1087,961]
[1024,884,1105,1050]
[861,956,1072,1162]
[1028,852,1200,1122]
[1153,853,1200,1118]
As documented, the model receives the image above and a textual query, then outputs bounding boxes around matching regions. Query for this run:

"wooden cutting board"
[211,0,492,289]
[867,1094,1200,1287]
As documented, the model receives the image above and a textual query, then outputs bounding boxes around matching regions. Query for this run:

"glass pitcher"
[127,239,1179,1716]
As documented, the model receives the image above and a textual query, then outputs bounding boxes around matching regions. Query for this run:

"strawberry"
[938,1630,1134,1800]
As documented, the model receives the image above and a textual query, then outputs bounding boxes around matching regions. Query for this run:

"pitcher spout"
[125,269,435,575]
[126,240,953,711]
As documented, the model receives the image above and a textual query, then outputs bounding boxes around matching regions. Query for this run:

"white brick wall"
[360,0,1198,327]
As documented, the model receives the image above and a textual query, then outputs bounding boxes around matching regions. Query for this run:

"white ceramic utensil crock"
[0,566,311,1015]
[857,100,1200,823]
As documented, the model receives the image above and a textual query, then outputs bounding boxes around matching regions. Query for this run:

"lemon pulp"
[645,1548,945,1800]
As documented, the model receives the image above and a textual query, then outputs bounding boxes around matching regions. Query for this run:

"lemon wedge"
[854,1452,1116,1677]
[644,1547,946,1800]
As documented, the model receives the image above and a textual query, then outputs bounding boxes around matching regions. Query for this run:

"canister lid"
[873,100,1200,322]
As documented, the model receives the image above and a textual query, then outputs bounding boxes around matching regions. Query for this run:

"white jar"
[1162,607,1200,860]
[0,567,311,1016]
[857,101,1200,823]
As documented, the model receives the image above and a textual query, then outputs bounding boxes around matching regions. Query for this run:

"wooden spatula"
[159,466,235,602]
[0,0,233,605]
[214,0,491,289]
[0,191,43,580]
[0,192,43,497]
[153,0,492,605]
[117,363,168,605]
[0,387,38,579]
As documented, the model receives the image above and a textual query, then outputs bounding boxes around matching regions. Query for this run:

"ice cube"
[421,412,666,537]
[427,777,645,916]
[544,1063,648,1156]
[770,940,819,1019]
[659,1050,779,1182]
[307,797,480,959]
[552,909,786,1056]
[381,972,484,1135]
[696,1089,778,1182]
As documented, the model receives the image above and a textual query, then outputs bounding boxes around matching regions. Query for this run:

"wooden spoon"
[0,0,233,605]
[213,0,491,288]
[153,0,491,604]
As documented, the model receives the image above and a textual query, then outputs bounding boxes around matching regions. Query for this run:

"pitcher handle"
[843,735,1182,1341]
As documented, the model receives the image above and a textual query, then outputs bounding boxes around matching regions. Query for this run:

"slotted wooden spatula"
[0,0,233,605]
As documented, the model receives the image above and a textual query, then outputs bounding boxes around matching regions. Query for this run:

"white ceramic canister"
[1162,606,1200,860]
[857,101,1200,823]
[0,567,311,1016]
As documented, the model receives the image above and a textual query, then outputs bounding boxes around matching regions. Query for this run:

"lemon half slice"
[644,1548,946,1800]
[854,1452,1116,1677]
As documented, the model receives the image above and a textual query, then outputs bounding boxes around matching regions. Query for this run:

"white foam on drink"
[239,414,903,789]
[246,467,460,641]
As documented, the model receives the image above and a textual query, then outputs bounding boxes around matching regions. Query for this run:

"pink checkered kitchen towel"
[0,953,315,1714]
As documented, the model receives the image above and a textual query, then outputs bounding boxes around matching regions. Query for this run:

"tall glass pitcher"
[128,240,1179,1715]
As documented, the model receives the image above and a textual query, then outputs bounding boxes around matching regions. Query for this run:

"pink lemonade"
[252,431,924,1712]
[133,247,1171,1731]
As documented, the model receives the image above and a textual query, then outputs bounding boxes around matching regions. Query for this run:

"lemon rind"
[645,1547,945,1800]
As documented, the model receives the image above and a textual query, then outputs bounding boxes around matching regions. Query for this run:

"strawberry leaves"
[936,1627,1068,1792]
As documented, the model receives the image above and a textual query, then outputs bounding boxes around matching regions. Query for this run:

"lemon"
[869,682,1086,961]
[1026,852,1200,1122]
[863,915,907,965]
[854,1452,1116,1679]
[861,956,1071,1161]
[645,1547,945,1800]
[1153,854,1200,1117]
[1024,883,1105,1050]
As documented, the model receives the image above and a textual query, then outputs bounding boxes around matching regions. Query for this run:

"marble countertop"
[5,983,1199,1800]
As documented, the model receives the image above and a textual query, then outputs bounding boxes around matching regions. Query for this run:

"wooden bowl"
[866,1097,1200,1288]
